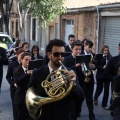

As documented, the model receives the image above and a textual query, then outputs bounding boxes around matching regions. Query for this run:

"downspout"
[96,6,100,53]
[58,15,61,39]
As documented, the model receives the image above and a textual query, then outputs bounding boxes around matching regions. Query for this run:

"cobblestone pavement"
[0,65,113,120]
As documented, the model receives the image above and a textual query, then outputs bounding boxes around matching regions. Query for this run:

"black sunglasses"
[52,52,66,57]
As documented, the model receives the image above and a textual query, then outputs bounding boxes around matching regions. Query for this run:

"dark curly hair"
[46,39,66,53]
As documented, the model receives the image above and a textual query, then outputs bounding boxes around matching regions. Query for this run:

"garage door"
[104,17,120,56]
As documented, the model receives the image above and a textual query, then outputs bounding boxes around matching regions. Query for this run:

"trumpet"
[26,60,74,119]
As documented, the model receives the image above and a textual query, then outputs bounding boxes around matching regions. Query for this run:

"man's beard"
[53,60,61,67]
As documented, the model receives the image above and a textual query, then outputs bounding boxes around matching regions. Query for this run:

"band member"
[81,39,97,120]
[22,42,29,51]
[63,40,84,118]
[31,45,43,60]
[112,74,120,120]
[104,43,120,110]
[65,34,75,52]
[6,48,24,120]
[94,45,112,109]
[28,39,84,120]
[0,47,8,92]
[14,52,32,120]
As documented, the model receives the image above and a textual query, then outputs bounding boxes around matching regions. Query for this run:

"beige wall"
[60,12,97,53]
[63,0,120,8]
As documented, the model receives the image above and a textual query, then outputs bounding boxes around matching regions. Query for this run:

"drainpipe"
[58,15,61,39]
[96,6,100,53]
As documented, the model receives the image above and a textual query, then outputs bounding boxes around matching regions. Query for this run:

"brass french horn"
[26,60,74,119]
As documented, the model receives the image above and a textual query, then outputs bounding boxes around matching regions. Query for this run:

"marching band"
[1,36,120,120]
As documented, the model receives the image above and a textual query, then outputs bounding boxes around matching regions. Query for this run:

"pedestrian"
[104,42,120,110]
[0,47,8,92]
[6,48,24,120]
[13,52,32,120]
[63,40,84,119]
[31,45,43,60]
[112,74,120,120]
[80,39,97,120]
[65,34,75,52]
[94,45,112,109]
[27,39,83,120]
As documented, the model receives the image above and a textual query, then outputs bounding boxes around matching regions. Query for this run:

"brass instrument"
[81,62,91,83]
[26,60,74,119]
[81,53,94,83]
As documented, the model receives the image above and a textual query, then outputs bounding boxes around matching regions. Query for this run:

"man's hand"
[64,70,76,87]
[27,70,33,75]
[89,63,95,69]
[75,63,81,68]
[14,83,17,88]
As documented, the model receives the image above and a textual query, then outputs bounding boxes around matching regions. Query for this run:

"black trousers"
[94,78,110,107]
[15,101,27,120]
[113,106,120,120]
[10,91,17,120]
[82,78,95,119]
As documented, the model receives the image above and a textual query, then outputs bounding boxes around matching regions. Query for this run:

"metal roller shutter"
[104,17,120,56]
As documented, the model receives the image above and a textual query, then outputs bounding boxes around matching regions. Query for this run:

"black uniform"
[65,45,72,52]
[28,65,83,120]
[112,75,120,120]
[104,55,120,106]
[0,47,8,89]
[14,66,31,120]
[81,51,96,120]
[94,55,111,107]
[31,54,43,60]
[6,60,19,120]
[64,53,96,120]
[63,55,84,119]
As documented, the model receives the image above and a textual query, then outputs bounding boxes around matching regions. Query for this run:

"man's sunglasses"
[51,52,66,57]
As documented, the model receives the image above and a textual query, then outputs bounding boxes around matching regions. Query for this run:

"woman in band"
[13,52,32,120]
[31,45,43,60]
[94,45,112,109]
[6,48,24,120]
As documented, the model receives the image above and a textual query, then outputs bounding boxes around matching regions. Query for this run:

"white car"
[0,33,13,50]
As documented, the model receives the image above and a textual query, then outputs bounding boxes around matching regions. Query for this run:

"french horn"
[26,60,74,119]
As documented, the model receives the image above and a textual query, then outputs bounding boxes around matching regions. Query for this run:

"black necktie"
[25,70,27,73]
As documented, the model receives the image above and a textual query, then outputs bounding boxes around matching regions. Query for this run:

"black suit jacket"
[31,54,43,60]
[104,55,120,82]
[6,60,19,91]
[64,55,85,87]
[96,55,111,79]
[0,47,8,78]
[65,45,72,52]
[28,65,82,120]
[14,67,30,104]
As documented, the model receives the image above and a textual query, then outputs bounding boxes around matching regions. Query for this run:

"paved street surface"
[0,65,113,120]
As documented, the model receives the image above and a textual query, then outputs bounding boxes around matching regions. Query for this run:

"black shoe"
[94,100,98,105]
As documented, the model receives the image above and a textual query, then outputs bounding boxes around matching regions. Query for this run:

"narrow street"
[0,65,113,120]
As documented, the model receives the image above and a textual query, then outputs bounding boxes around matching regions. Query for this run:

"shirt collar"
[22,66,27,72]
[48,63,62,73]
[84,50,89,55]
[69,45,71,49]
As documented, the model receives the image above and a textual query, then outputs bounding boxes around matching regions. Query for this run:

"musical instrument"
[112,67,120,101]
[81,62,91,83]
[82,53,94,83]
[26,60,74,119]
